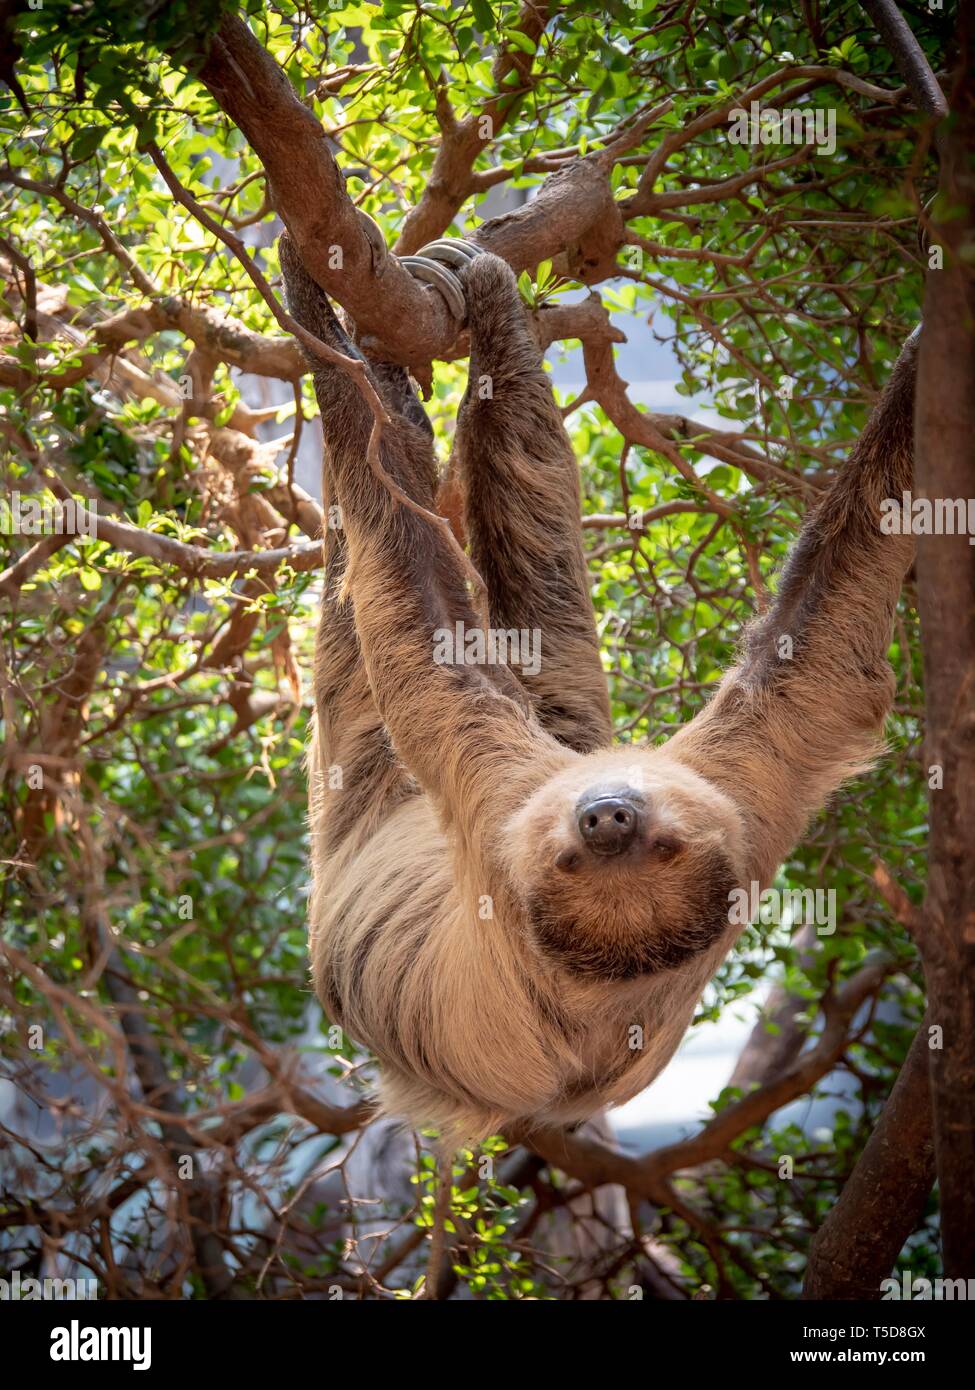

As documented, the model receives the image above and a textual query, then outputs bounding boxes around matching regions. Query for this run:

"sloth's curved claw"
[398,254,467,320]
[356,209,388,274]
[916,194,936,257]
[415,238,485,269]
[400,240,491,321]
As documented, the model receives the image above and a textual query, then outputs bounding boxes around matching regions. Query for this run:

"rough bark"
[802,1021,935,1299]
[913,0,975,1281]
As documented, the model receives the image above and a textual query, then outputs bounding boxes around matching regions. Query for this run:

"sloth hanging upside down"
[280,233,917,1145]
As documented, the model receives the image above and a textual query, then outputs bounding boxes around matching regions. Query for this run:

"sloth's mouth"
[554,832,685,875]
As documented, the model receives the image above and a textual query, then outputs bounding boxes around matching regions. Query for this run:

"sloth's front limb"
[281,233,429,855]
[280,235,554,840]
[455,254,613,754]
[669,334,918,884]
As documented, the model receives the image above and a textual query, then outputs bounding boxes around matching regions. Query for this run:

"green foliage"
[410,1138,550,1299]
[0,0,942,1299]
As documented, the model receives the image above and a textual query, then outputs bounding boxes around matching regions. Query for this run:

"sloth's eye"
[650,835,683,862]
[556,848,582,872]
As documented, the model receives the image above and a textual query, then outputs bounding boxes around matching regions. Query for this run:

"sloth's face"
[502,750,747,981]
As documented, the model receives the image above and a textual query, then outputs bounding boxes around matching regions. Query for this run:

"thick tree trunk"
[913,0,975,1281]
[802,1022,935,1299]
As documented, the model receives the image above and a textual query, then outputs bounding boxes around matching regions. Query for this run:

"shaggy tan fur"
[281,235,917,1145]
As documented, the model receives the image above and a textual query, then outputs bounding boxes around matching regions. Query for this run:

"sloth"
[280,233,917,1145]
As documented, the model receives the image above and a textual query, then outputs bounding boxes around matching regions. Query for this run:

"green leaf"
[471,0,495,34]
[71,126,106,161]
[505,30,536,55]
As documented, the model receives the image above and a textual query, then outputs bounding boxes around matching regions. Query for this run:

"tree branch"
[860,0,948,118]
[912,0,975,1280]
[394,1,554,254]
[802,1018,935,1299]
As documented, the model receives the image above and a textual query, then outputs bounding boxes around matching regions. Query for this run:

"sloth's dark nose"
[577,796,639,855]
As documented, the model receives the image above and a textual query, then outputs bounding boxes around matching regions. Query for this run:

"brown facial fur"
[503,751,745,980]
